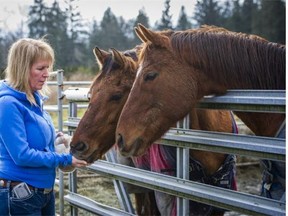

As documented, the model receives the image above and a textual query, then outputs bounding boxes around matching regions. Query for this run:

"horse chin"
[119,137,147,157]
[85,150,102,163]
[71,150,99,164]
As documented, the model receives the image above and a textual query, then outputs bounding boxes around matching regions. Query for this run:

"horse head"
[70,47,138,163]
[116,24,201,157]
[116,23,286,157]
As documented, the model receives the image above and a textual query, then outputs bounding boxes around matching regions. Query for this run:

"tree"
[241,0,258,33]
[193,0,224,27]
[131,8,150,46]
[0,30,6,77]
[91,8,128,50]
[28,0,49,38]
[254,0,285,43]
[64,0,87,42]
[0,30,22,78]
[45,1,70,69]
[156,0,173,30]
[176,6,192,30]
[88,20,101,70]
[63,0,88,70]
[134,8,150,28]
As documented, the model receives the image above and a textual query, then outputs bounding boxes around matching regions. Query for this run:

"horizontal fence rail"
[163,129,285,161]
[63,87,285,113]
[65,193,135,216]
[82,160,285,216]
[198,90,285,113]
[64,119,285,161]
[46,74,286,216]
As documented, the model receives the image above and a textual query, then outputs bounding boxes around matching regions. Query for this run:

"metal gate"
[47,70,285,216]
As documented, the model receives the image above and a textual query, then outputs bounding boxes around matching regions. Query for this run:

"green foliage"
[0,0,285,76]
[156,0,173,30]
[194,0,225,26]
[131,9,150,46]
[176,6,192,30]
[89,7,129,51]
[253,0,286,43]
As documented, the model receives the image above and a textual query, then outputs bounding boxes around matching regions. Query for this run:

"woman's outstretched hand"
[72,156,88,168]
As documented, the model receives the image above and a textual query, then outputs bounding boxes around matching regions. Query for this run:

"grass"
[49,105,87,132]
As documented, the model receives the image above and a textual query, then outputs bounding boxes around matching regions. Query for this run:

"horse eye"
[144,72,158,81]
[109,94,122,101]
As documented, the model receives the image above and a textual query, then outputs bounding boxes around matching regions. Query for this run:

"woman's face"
[29,59,50,91]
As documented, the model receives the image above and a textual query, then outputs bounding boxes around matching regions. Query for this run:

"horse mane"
[169,25,285,89]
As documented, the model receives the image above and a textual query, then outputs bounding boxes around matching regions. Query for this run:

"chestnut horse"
[70,45,238,215]
[116,24,285,201]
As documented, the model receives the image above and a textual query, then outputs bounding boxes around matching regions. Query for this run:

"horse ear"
[134,26,148,43]
[137,23,169,48]
[93,47,110,68]
[110,48,125,68]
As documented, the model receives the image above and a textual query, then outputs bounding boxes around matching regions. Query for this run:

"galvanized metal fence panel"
[47,70,286,216]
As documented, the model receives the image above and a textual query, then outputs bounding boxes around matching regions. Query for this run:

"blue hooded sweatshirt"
[0,80,72,188]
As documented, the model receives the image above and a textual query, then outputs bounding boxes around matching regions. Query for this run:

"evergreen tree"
[255,0,285,43]
[131,8,150,46]
[46,1,70,69]
[88,20,101,70]
[193,0,224,27]
[241,0,258,33]
[0,30,21,77]
[134,8,150,28]
[28,0,49,38]
[0,31,5,77]
[156,0,173,30]
[176,6,192,30]
[64,0,87,42]
[92,8,128,50]
[63,0,88,70]
[228,0,243,31]
[220,0,259,34]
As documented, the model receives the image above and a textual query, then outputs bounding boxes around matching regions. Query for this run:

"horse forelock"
[123,49,138,61]
[170,27,285,89]
[100,54,120,75]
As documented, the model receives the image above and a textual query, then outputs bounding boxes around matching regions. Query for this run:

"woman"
[0,38,87,215]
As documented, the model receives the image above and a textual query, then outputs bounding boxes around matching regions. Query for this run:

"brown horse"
[70,45,238,215]
[70,47,159,216]
[116,24,285,201]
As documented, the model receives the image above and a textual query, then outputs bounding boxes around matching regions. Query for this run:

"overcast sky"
[0,0,196,32]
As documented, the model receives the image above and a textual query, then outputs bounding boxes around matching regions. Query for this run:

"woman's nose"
[43,69,49,78]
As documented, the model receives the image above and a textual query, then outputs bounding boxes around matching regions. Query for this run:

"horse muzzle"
[70,141,89,158]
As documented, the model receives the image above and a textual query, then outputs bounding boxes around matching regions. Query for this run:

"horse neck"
[187,108,230,175]
[178,33,285,137]
[234,112,285,137]
[172,31,286,90]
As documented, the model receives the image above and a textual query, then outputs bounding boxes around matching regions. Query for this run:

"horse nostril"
[71,142,88,152]
[117,134,124,150]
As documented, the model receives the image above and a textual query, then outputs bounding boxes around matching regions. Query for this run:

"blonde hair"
[5,38,55,105]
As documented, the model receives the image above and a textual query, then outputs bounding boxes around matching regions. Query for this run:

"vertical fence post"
[177,114,190,215]
[69,101,79,216]
[56,69,65,216]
